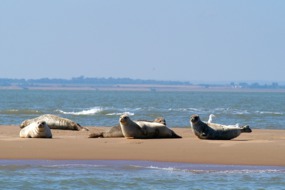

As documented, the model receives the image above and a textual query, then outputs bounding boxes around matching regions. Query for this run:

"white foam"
[106,112,134,116]
[256,111,284,115]
[57,107,103,115]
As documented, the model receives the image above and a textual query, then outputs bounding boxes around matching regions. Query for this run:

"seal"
[88,117,167,138]
[119,114,181,139]
[20,114,88,131]
[89,125,123,138]
[190,114,252,140]
[19,121,52,138]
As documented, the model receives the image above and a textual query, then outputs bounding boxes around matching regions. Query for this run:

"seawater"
[1,90,285,189]
[0,160,284,190]
[0,90,285,129]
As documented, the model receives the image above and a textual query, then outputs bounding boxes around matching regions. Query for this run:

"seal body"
[19,121,52,138]
[89,125,123,138]
[120,115,144,138]
[20,114,88,131]
[119,114,181,139]
[135,120,180,138]
[190,114,252,140]
[88,117,167,138]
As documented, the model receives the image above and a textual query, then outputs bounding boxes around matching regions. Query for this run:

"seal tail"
[241,125,252,133]
[77,123,89,131]
[171,131,182,138]
[80,127,89,131]
[88,132,103,138]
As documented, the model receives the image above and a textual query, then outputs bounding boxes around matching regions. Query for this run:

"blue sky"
[0,0,284,83]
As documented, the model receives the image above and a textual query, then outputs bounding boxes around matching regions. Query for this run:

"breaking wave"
[57,107,136,116]
[57,107,104,115]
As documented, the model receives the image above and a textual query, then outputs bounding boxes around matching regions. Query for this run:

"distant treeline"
[0,76,191,86]
[199,82,284,89]
[229,82,282,89]
[0,77,284,89]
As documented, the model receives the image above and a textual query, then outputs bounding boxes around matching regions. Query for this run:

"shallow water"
[0,90,284,130]
[0,160,284,190]
[1,90,285,189]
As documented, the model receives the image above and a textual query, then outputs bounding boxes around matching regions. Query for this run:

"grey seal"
[88,117,166,138]
[190,114,252,140]
[119,114,181,139]
[19,121,52,138]
[20,114,88,131]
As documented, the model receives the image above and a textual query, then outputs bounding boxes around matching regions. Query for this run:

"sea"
[0,89,285,189]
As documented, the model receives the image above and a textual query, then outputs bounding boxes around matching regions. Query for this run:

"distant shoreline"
[1,77,284,92]
[1,84,285,92]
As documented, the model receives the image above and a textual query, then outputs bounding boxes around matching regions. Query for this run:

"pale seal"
[190,114,252,140]
[88,117,166,138]
[20,114,88,131]
[19,121,52,138]
[119,114,181,139]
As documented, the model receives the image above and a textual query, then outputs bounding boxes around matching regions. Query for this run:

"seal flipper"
[141,126,148,136]
[81,127,89,131]
[170,131,182,138]
[153,128,160,138]
[88,132,103,138]
[241,125,252,133]
[77,123,89,131]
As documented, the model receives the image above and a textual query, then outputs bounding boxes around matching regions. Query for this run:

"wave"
[204,108,284,116]
[57,107,136,116]
[57,107,104,115]
[0,109,42,115]
[180,107,284,116]
[255,111,284,115]
[106,112,134,116]
[43,164,107,169]
[4,106,280,118]
[1,160,284,174]
[130,164,285,174]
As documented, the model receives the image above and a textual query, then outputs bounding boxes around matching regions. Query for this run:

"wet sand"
[0,126,284,166]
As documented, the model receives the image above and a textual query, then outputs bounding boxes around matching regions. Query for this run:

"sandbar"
[0,126,284,166]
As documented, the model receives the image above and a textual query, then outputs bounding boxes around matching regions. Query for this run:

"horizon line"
[0,76,284,85]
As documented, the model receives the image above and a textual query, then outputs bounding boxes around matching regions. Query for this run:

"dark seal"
[190,114,251,140]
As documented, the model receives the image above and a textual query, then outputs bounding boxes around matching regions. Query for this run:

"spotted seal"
[20,114,88,131]
[119,114,181,139]
[190,114,251,140]
[19,121,52,138]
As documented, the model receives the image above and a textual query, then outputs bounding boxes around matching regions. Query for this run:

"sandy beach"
[0,125,284,166]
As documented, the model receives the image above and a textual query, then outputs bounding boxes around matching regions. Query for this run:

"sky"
[0,0,285,83]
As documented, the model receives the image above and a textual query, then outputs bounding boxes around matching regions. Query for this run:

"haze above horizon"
[0,1,284,83]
